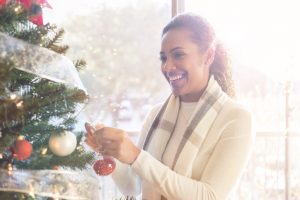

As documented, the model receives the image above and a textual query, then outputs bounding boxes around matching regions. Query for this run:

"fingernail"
[85,122,92,128]
[85,122,95,132]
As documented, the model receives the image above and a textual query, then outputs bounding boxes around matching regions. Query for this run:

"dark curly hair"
[162,13,235,97]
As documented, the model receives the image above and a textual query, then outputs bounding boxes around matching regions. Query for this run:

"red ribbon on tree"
[36,0,52,8]
[16,0,52,26]
[16,0,31,9]
[0,0,6,6]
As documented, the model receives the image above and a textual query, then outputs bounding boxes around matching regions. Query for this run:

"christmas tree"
[0,1,97,199]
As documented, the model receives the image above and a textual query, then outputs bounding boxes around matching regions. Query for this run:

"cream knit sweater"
[111,99,255,200]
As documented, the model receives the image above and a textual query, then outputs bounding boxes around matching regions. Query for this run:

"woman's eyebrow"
[160,47,184,55]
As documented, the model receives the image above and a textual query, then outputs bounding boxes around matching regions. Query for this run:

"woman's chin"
[171,87,184,97]
[169,77,187,96]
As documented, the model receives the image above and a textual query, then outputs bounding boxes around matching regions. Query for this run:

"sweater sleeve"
[110,105,161,196]
[131,107,255,200]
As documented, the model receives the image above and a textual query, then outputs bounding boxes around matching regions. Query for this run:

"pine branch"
[0,59,15,88]
[74,59,87,71]
[0,133,17,152]
[46,28,64,48]
[48,44,70,54]
[45,28,70,54]
[50,150,95,170]
[0,3,50,44]
[16,146,95,170]
[1,0,92,180]
[0,3,28,32]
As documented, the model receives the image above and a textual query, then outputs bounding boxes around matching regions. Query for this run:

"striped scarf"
[142,76,229,177]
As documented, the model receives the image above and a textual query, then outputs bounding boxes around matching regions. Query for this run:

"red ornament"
[13,137,33,161]
[30,14,43,26]
[93,157,116,176]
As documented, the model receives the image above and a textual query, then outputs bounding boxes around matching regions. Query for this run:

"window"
[185,0,300,130]
[184,0,300,199]
[46,0,171,199]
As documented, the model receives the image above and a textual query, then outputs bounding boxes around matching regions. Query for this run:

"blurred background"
[45,0,300,199]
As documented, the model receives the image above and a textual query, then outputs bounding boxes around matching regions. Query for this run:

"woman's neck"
[180,84,208,102]
[180,92,203,102]
[180,75,210,102]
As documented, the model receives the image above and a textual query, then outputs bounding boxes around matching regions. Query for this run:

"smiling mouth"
[169,74,183,81]
[168,73,186,82]
[166,73,187,91]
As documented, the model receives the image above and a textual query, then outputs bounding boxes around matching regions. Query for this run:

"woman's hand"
[85,123,141,165]
[85,123,104,152]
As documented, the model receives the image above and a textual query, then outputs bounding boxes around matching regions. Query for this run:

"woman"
[85,13,254,200]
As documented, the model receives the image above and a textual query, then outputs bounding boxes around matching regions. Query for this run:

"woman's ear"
[204,47,215,67]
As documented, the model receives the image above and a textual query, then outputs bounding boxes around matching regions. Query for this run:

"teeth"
[169,75,183,81]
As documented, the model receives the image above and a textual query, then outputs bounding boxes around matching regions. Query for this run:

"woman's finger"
[86,136,98,146]
[85,122,95,134]
[86,131,95,139]
[85,138,99,151]
[100,127,126,141]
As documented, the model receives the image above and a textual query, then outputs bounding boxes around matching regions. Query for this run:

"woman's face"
[160,28,212,102]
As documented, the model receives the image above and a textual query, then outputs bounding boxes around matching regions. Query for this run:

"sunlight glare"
[186,0,300,82]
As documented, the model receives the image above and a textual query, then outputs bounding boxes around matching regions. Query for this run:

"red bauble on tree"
[13,136,33,160]
[93,156,116,176]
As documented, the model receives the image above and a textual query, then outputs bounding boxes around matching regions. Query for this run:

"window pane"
[185,1,300,199]
[185,0,300,130]
[46,0,171,199]
[46,0,171,130]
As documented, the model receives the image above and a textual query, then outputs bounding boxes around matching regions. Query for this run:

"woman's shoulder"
[215,98,254,138]
[220,98,252,121]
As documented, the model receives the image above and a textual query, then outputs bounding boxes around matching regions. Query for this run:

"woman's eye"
[173,52,185,59]
[160,55,167,63]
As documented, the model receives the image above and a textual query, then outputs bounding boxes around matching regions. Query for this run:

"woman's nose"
[162,59,176,72]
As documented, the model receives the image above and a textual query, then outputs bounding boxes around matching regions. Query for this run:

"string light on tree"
[16,100,23,109]
[7,163,13,175]
[40,147,48,155]
[10,94,17,100]
[14,5,23,14]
